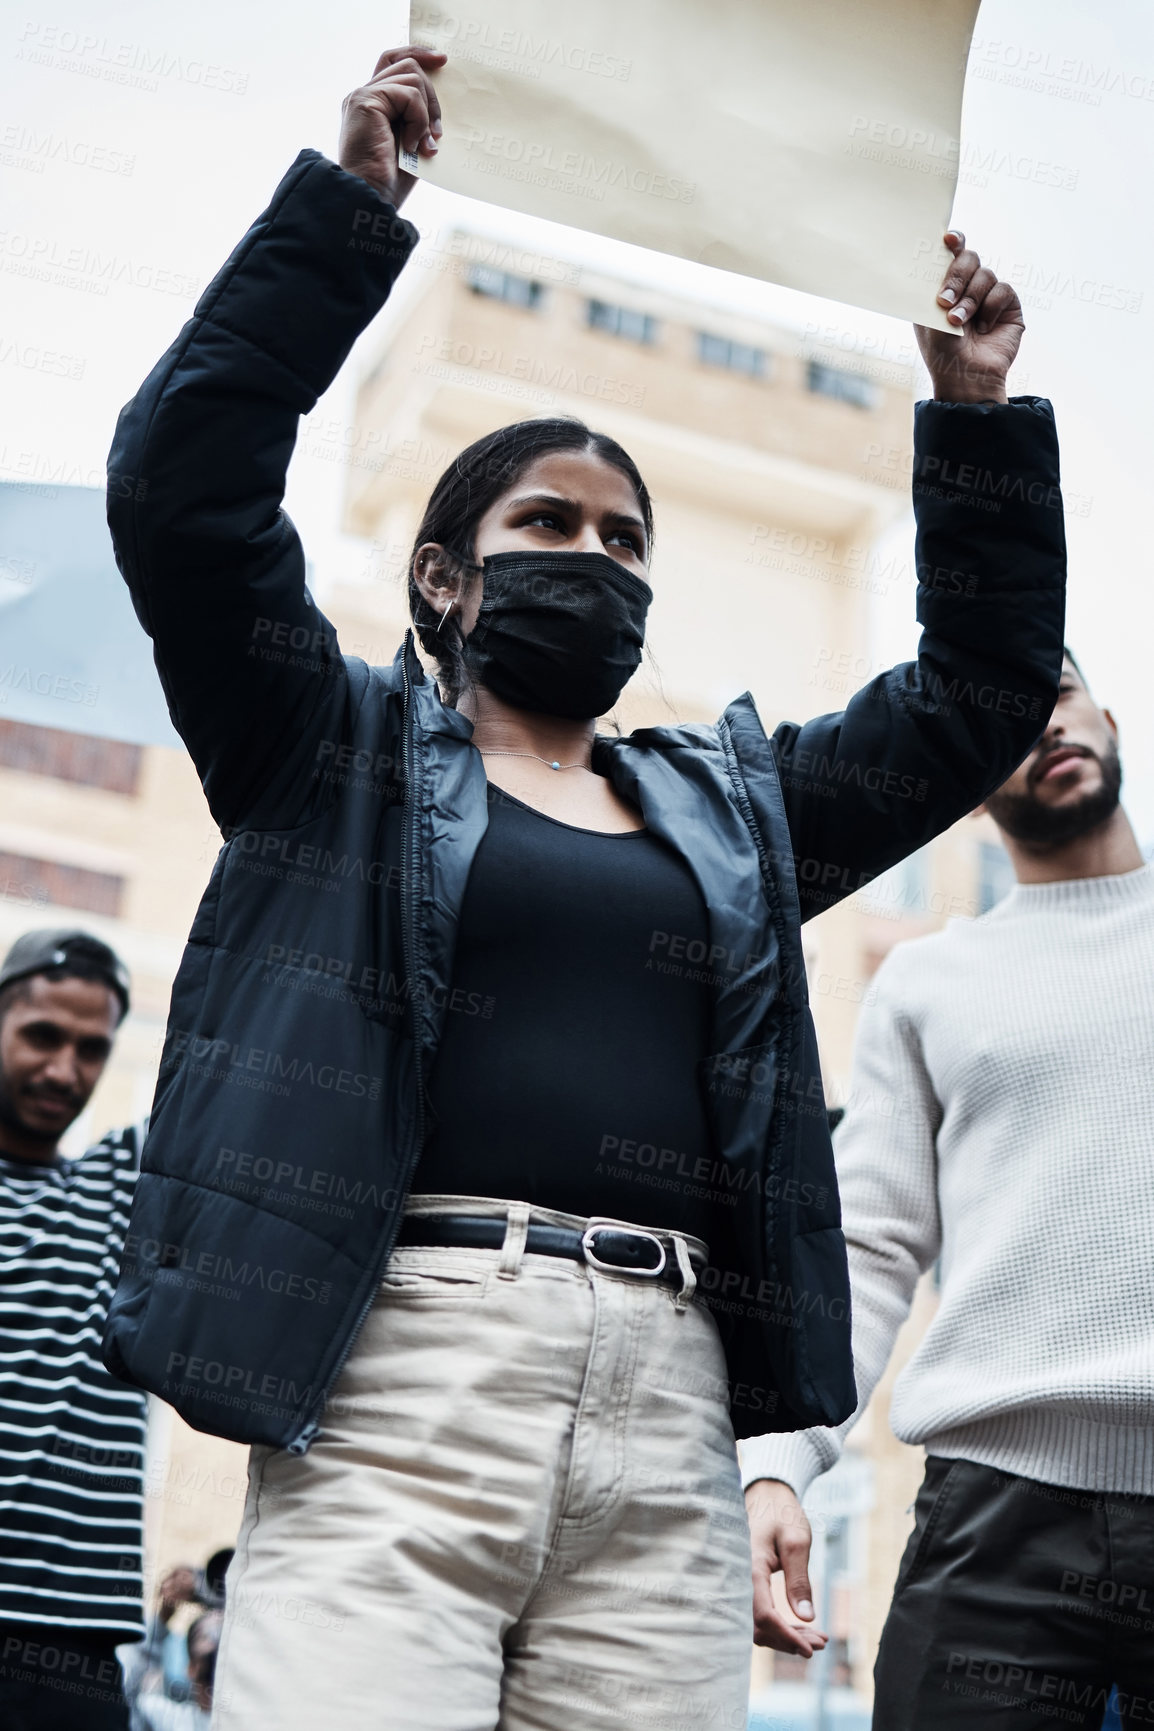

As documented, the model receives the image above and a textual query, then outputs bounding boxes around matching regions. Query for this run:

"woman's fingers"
[937,242,981,316]
[936,235,1022,332]
[370,45,445,138]
[379,74,437,156]
[372,43,446,75]
[340,45,448,204]
[949,264,998,327]
[915,231,1023,398]
[973,279,1021,335]
[362,59,440,154]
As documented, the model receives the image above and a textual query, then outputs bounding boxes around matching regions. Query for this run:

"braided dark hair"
[408,417,653,704]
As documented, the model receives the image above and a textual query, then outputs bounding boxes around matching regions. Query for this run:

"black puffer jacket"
[102,151,1065,1452]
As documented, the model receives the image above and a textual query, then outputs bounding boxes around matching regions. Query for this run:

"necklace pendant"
[550,761,561,770]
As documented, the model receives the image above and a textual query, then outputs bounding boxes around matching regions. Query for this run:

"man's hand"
[746,1479,829,1657]
[915,232,1024,405]
[338,46,447,208]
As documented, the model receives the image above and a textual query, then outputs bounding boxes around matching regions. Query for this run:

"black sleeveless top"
[418,783,716,1236]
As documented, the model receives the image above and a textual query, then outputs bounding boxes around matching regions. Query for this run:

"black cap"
[0,929,131,1020]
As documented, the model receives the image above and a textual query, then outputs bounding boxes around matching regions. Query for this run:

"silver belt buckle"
[581,1220,667,1280]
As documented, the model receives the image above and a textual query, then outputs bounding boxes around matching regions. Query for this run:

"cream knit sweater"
[742,862,1154,1498]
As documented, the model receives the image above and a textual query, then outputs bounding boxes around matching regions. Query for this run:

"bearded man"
[744,651,1154,1730]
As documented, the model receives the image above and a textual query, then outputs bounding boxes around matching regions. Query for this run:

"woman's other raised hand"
[916,232,1025,404]
[338,46,446,208]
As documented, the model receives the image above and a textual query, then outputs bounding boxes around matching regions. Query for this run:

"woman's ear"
[412,543,456,619]
[413,543,482,637]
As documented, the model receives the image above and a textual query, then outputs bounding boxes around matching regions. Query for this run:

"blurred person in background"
[121,1565,198,1712]
[121,1552,231,1719]
[134,1611,222,1731]
[746,652,1154,1728]
[0,930,143,1730]
[102,42,1065,1731]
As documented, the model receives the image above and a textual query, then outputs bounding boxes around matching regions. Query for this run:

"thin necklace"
[479,748,588,772]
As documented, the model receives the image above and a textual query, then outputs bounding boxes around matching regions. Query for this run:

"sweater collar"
[993,860,1154,915]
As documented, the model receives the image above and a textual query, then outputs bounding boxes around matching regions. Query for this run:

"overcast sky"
[2,0,1152,842]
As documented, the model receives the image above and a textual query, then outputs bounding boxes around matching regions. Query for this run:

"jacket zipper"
[395,646,430,1208]
[717,715,788,1284]
[286,648,428,1455]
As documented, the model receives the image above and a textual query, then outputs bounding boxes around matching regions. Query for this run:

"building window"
[466,265,544,309]
[978,840,1016,913]
[696,332,768,378]
[0,720,142,795]
[587,300,658,344]
[0,851,125,917]
[807,360,878,410]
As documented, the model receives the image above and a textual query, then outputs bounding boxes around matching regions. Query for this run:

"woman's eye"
[523,512,564,531]
[609,532,641,554]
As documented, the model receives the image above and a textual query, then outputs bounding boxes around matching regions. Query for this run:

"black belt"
[395,1214,702,1288]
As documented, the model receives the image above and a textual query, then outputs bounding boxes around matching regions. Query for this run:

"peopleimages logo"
[215,1144,402,1214]
[163,1352,317,1406]
[412,333,646,409]
[411,8,632,80]
[0,660,98,703]
[126,1235,332,1304]
[0,124,136,176]
[460,128,696,204]
[231,828,397,886]
[166,1027,382,1100]
[698,1267,849,1324]
[598,1134,827,1208]
[16,23,249,94]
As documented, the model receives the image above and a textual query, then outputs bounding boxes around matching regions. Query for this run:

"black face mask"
[462,550,652,719]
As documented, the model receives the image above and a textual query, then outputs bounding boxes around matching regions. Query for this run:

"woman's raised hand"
[338,46,447,208]
[915,232,1025,405]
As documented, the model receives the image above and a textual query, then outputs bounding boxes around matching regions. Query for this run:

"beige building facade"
[0,223,1016,1706]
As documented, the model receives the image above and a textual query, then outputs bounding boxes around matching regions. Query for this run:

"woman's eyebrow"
[505,492,579,513]
[506,492,644,527]
[604,510,647,535]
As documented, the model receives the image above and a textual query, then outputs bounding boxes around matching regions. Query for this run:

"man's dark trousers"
[0,1622,131,1729]
[874,1457,1154,1729]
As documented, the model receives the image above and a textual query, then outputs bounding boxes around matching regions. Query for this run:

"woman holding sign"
[104,46,1064,1731]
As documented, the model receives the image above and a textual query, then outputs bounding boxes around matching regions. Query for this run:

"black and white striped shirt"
[0,1128,147,1635]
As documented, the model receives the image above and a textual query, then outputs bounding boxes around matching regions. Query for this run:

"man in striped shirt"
[0,929,145,1731]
